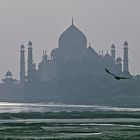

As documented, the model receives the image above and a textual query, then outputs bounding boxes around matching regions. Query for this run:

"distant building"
[19,20,129,84]
[2,71,18,84]
[0,20,130,85]
[0,20,133,104]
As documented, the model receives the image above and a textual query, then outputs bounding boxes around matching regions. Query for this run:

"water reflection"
[0,102,140,113]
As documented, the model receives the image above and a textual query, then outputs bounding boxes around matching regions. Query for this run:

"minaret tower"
[111,44,116,64]
[20,44,25,87]
[27,41,33,80]
[123,41,129,73]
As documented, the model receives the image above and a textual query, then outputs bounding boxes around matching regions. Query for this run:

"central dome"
[58,23,87,52]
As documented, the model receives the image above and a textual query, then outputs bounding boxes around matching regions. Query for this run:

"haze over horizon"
[0,0,140,79]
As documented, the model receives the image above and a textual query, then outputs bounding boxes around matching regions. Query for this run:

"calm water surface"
[0,102,140,113]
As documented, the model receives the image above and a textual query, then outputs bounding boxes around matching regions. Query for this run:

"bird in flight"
[105,68,130,80]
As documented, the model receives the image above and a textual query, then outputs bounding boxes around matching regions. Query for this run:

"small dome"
[82,46,99,59]
[58,24,87,51]
[111,44,115,49]
[103,52,113,64]
[116,57,122,62]
[104,52,111,58]
[124,41,128,46]
[5,71,12,77]
[28,41,32,46]
[21,44,25,49]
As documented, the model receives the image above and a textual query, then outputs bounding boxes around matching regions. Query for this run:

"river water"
[0,102,140,139]
[0,102,140,113]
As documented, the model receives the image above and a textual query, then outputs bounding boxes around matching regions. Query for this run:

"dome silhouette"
[104,52,111,58]
[124,41,128,47]
[116,57,122,62]
[104,52,113,63]
[21,44,25,49]
[82,46,99,60]
[28,41,32,46]
[111,44,115,49]
[5,71,12,77]
[58,24,87,52]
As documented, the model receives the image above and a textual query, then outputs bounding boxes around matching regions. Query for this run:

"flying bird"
[105,68,130,80]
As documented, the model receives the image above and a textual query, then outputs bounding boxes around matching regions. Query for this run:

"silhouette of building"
[0,20,130,85]
[21,20,129,83]
[0,20,132,104]
[2,71,17,84]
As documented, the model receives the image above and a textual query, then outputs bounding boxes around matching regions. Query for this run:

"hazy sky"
[0,0,140,79]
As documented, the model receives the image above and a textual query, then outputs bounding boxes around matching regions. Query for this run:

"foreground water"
[0,102,140,139]
[0,102,140,113]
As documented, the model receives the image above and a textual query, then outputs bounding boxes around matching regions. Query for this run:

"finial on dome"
[102,50,103,56]
[89,42,91,47]
[72,17,74,25]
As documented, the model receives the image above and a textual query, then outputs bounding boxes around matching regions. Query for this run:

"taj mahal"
[0,20,134,106]
[18,20,130,86]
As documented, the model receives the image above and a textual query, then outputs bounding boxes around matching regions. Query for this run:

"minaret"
[123,41,129,72]
[20,44,25,87]
[27,41,33,80]
[111,44,115,64]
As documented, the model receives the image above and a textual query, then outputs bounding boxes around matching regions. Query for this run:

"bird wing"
[105,68,116,76]
[119,76,130,79]
[105,68,130,80]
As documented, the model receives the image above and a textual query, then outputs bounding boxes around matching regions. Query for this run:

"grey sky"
[0,0,140,79]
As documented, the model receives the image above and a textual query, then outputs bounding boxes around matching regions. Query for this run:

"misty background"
[0,0,140,79]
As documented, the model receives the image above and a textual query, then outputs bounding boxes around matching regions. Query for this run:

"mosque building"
[2,20,130,86]
[0,20,133,105]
